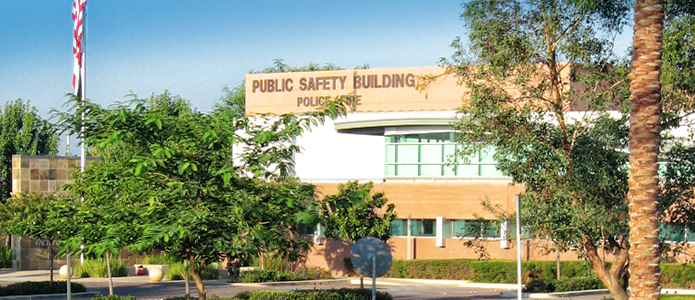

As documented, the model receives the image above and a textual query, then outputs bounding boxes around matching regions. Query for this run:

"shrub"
[166,262,219,280]
[343,257,357,276]
[523,278,555,293]
[91,296,137,300]
[0,244,11,269]
[0,281,86,296]
[661,263,695,289]
[237,267,332,283]
[143,254,176,265]
[74,256,128,278]
[554,275,604,292]
[231,288,392,300]
[383,259,593,283]
[384,259,472,279]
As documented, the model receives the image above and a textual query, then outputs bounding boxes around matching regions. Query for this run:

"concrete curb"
[360,277,517,289]
[231,278,350,287]
[500,289,610,298]
[661,289,695,295]
[0,292,100,300]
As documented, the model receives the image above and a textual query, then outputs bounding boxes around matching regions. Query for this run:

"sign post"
[516,195,522,300]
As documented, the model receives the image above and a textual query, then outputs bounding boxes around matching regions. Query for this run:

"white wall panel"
[294,118,384,182]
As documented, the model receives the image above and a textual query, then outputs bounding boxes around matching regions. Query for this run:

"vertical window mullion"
[395,142,399,176]
[441,143,445,176]
[478,149,482,176]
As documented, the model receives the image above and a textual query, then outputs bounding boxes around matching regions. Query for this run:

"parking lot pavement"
[0,271,615,300]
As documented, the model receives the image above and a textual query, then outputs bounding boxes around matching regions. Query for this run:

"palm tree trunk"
[628,1,665,300]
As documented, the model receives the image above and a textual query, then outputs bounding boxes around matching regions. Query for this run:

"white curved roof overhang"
[333,111,458,135]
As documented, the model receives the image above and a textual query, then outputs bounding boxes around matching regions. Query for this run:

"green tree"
[446,1,695,299]
[445,1,634,299]
[56,91,348,300]
[0,99,58,202]
[319,181,397,243]
[0,193,77,285]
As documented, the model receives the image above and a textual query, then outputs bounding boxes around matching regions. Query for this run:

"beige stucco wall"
[246,67,469,115]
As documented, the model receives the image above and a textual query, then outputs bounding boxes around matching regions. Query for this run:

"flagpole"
[79,0,87,267]
[80,0,86,174]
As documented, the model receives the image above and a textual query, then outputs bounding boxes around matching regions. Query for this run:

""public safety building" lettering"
[251,73,417,93]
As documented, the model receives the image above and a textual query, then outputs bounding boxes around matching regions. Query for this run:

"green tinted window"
[385,134,502,178]
[390,219,407,236]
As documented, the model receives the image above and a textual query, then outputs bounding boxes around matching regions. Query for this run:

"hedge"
[380,259,695,289]
[237,267,332,283]
[161,289,393,300]
[382,259,590,282]
[0,281,86,296]
[232,288,393,300]
[91,296,136,300]
[661,263,695,289]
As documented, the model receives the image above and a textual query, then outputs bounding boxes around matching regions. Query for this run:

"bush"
[554,275,604,292]
[143,254,177,265]
[343,257,357,276]
[661,263,695,289]
[0,281,86,296]
[384,259,472,279]
[231,288,392,300]
[523,278,555,293]
[74,256,128,278]
[237,267,332,283]
[91,296,137,300]
[166,262,219,280]
[0,244,11,269]
[384,259,593,283]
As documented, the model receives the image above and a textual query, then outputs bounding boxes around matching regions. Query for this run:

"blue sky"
[2,1,467,117]
[1,1,633,154]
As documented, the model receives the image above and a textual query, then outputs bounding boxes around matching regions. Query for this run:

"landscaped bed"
[0,281,86,296]
[375,258,695,293]
[236,267,333,283]
[90,288,393,300]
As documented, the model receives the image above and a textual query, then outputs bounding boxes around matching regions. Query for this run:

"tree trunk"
[184,259,190,298]
[628,1,664,300]
[106,253,113,296]
[584,236,630,300]
[190,260,206,300]
[48,242,54,287]
[556,250,561,281]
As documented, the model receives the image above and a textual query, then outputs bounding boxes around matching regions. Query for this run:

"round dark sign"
[350,237,393,277]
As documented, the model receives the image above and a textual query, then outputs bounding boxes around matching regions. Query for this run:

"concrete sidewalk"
[0,269,179,284]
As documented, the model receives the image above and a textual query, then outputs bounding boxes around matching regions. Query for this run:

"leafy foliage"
[231,288,393,300]
[73,256,128,278]
[53,91,348,300]
[0,99,58,203]
[166,262,219,280]
[444,0,695,298]
[319,181,397,243]
[0,281,86,296]
[236,267,332,283]
[0,244,11,268]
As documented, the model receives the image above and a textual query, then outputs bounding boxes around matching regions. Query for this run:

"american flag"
[72,0,86,96]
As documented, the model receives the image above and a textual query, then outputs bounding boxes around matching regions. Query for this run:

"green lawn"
[604,295,695,300]
[662,295,695,300]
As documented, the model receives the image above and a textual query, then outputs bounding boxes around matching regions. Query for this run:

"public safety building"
[245,66,567,274]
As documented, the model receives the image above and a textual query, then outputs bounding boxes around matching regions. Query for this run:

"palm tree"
[628,1,665,300]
